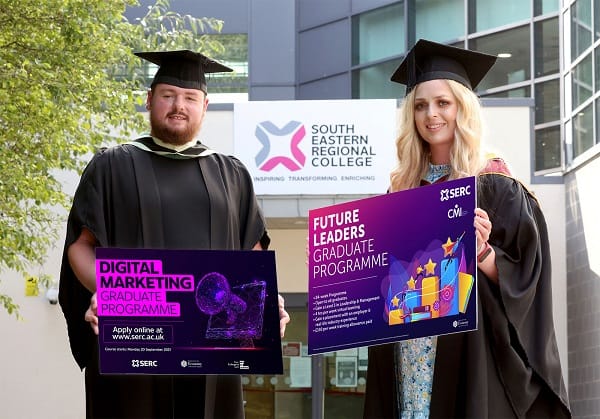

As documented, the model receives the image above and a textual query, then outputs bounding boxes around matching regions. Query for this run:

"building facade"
[126,1,599,418]
[0,1,596,419]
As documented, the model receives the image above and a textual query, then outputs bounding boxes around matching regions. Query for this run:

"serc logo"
[131,359,158,368]
[440,185,471,202]
[254,121,306,172]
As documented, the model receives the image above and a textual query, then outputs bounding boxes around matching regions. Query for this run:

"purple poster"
[308,177,477,355]
[95,248,283,375]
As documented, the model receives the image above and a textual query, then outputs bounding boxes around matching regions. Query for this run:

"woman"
[363,39,571,419]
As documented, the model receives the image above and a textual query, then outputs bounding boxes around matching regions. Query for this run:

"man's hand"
[278,294,290,338]
[253,239,291,338]
[85,292,99,335]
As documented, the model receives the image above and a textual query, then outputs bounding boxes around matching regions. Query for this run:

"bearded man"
[59,50,289,419]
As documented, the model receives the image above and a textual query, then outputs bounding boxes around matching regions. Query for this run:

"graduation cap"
[134,50,233,94]
[390,39,497,94]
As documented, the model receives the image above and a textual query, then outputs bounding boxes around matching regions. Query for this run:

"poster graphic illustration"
[308,177,477,354]
[96,248,283,375]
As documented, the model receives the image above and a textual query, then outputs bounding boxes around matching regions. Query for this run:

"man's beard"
[150,112,201,146]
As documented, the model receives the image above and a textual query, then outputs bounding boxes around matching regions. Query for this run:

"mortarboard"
[390,39,497,94]
[134,50,233,94]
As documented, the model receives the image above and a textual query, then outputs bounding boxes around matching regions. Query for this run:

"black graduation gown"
[59,142,267,419]
[363,171,571,419]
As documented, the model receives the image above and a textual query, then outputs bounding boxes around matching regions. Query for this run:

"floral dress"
[395,163,450,419]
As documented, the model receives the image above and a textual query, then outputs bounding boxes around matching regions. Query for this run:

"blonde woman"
[363,40,570,419]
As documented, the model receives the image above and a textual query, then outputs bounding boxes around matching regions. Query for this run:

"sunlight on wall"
[575,159,600,276]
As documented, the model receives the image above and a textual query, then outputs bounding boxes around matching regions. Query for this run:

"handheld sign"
[308,177,478,354]
[96,248,283,375]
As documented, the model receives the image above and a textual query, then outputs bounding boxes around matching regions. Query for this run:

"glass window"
[204,34,249,94]
[353,60,406,99]
[571,0,592,61]
[324,349,367,419]
[572,101,594,158]
[535,0,559,16]
[563,8,572,70]
[564,72,572,119]
[535,18,560,77]
[470,0,530,33]
[415,0,465,43]
[352,3,405,66]
[565,118,573,164]
[596,48,600,92]
[535,126,562,171]
[137,62,159,88]
[596,0,600,40]
[481,86,531,98]
[243,307,311,419]
[154,34,248,96]
[596,97,600,150]
[535,79,561,124]
[572,53,593,109]
[470,27,531,91]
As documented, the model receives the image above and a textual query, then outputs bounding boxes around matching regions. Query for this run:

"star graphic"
[442,237,455,257]
[391,295,400,307]
[416,265,424,275]
[407,276,416,290]
[424,258,437,276]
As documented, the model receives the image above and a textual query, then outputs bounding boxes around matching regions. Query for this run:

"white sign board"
[233,100,397,195]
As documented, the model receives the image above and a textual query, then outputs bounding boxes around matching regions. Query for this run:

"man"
[59,50,290,419]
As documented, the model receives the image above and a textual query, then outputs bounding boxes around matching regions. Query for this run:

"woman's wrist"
[477,241,493,263]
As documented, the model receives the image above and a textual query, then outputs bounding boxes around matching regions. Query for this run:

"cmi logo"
[254,121,306,171]
[447,204,468,219]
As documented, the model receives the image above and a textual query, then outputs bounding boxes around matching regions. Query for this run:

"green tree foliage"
[0,0,225,315]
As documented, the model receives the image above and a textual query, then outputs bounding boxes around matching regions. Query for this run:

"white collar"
[152,136,198,152]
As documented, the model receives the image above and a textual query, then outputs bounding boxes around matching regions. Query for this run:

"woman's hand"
[474,208,498,283]
[474,208,491,250]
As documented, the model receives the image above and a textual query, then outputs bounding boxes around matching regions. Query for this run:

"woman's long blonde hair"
[389,79,486,192]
